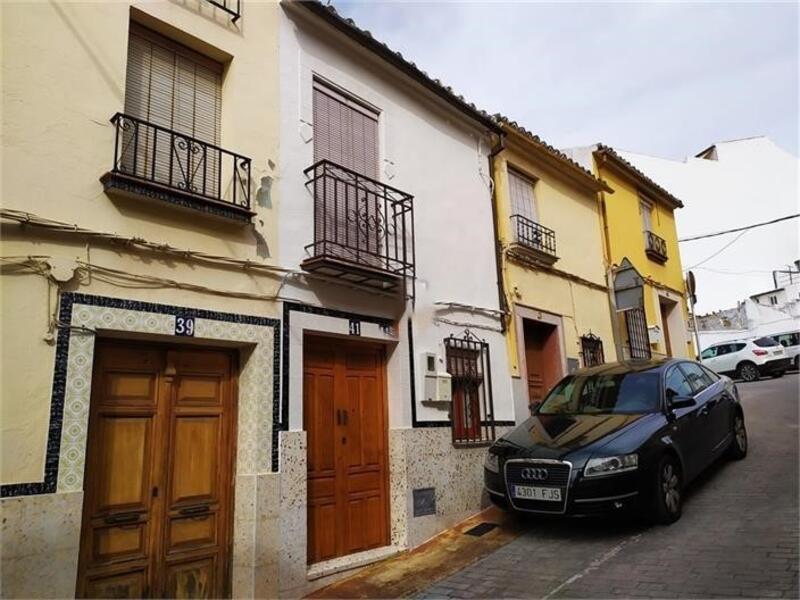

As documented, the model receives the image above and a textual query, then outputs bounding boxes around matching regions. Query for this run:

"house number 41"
[175,316,195,337]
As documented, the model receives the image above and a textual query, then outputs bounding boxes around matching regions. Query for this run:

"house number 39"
[175,316,195,337]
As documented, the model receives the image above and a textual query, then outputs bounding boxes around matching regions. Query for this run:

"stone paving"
[418,373,800,599]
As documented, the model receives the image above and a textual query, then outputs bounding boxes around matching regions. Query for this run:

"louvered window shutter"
[122,25,222,196]
[508,169,537,221]
[312,83,381,264]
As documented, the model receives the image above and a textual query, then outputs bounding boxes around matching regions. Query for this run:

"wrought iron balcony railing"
[302,160,415,294]
[204,0,241,21]
[102,113,252,221]
[510,214,558,263]
[645,230,668,263]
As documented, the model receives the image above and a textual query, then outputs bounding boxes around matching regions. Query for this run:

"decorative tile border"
[1,292,280,498]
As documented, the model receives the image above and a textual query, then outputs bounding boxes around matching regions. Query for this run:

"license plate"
[512,485,562,501]
[773,350,783,355]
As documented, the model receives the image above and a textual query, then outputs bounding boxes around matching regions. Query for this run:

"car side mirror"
[668,395,696,410]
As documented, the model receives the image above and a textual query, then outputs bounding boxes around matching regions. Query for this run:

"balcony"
[204,0,241,21]
[645,230,668,263]
[101,113,254,222]
[508,214,558,266]
[301,160,415,295]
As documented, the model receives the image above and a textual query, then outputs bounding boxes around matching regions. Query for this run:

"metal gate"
[624,308,651,359]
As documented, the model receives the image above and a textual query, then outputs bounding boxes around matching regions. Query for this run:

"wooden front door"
[77,342,236,599]
[524,319,562,410]
[304,336,389,565]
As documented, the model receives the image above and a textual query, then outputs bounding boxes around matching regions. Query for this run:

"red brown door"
[77,342,236,599]
[304,335,389,565]
[524,319,563,410]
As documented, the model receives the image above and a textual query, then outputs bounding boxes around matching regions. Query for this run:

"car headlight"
[584,454,638,477]
[484,452,500,473]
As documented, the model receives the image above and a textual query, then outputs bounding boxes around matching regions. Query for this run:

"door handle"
[104,512,140,525]
[178,505,210,517]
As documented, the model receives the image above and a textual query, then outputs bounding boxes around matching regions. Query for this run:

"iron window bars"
[624,308,652,360]
[644,230,668,263]
[444,330,496,447]
[303,159,415,290]
[106,112,252,218]
[580,333,605,367]
[510,214,557,258]
[204,0,241,21]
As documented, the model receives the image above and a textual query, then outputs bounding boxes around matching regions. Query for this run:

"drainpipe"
[596,152,625,360]
[488,132,508,333]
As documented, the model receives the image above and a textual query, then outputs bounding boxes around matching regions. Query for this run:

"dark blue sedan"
[484,359,748,524]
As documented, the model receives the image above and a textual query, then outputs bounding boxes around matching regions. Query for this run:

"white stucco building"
[274,3,514,594]
[619,136,799,315]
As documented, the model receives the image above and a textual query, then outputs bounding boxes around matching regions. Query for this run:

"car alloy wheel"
[738,363,759,382]
[662,463,681,515]
[728,413,748,460]
[652,456,682,525]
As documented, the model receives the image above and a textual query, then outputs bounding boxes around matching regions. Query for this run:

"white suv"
[700,337,790,382]
[773,331,800,370]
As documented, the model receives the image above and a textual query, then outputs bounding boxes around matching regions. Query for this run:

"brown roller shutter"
[122,25,222,195]
[125,24,221,143]
[312,82,381,265]
[312,83,378,179]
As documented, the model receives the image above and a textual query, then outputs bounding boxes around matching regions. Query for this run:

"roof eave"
[499,124,612,193]
[291,1,503,135]
[594,147,684,208]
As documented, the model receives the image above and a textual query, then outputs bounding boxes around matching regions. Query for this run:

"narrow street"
[418,374,800,599]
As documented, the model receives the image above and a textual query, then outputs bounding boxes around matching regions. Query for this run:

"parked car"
[484,359,747,525]
[699,337,790,381]
[772,331,800,370]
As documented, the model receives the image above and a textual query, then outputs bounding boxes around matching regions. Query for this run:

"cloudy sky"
[335,1,798,160]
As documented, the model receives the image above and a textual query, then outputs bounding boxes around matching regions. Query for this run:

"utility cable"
[679,213,799,242]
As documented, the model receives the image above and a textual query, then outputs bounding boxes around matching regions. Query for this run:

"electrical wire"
[679,213,799,242]
[685,230,748,270]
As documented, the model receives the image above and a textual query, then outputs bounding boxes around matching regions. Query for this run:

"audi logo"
[520,467,549,481]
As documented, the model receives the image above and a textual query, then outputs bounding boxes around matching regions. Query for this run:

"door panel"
[78,343,235,599]
[86,568,149,599]
[304,336,389,565]
[164,556,216,599]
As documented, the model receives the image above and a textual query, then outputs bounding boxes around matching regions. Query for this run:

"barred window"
[580,334,605,368]
[444,331,496,447]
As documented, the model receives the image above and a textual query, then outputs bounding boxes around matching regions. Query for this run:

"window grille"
[580,333,605,367]
[624,308,651,359]
[444,330,496,446]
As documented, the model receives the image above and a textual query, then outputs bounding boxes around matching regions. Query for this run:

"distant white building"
[696,263,800,349]
[619,137,799,315]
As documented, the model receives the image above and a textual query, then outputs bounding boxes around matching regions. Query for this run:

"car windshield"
[753,337,779,348]
[538,372,661,415]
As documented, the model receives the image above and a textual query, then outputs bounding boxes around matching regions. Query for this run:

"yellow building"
[589,145,694,360]
[491,120,617,421]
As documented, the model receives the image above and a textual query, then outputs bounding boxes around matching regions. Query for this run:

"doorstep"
[305,506,520,599]
[307,545,401,581]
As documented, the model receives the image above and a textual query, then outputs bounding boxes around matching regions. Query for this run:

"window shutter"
[122,25,223,196]
[508,169,537,221]
[313,84,378,179]
[124,25,221,144]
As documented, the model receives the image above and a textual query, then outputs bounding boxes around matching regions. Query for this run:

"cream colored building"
[2,1,283,598]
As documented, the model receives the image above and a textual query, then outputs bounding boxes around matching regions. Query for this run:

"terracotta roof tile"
[595,144,684,208]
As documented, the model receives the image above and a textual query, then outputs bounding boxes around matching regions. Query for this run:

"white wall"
[621,137,799,315]
[277,6,514,427]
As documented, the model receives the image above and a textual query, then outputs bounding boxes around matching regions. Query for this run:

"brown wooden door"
[304,336,389,565]
[77,343,236,599]
[524,320,562,410]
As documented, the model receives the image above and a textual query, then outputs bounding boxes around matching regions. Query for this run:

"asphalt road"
[418,373,800,599]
